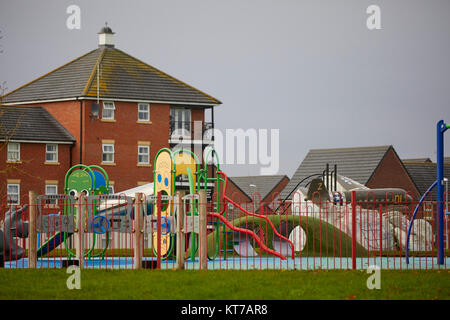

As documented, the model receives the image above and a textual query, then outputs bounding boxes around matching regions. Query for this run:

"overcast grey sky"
[0,0,449,177]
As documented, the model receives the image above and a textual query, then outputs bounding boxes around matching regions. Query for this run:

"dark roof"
[280,145,392,200]
[230,175,288,200]
[98,26,114,34]
[0,105,75,143]
[402,158,433,163]
[1,47,221,106]
[403,162,450,198]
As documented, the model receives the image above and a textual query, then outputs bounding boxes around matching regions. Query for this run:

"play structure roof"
[1,47,221,106]
[0,105,76,143]
[280,145,392,200]
[230,175,288,200]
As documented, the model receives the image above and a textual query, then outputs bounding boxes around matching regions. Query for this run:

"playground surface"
[0,269,448,300]
[4,256,450,270]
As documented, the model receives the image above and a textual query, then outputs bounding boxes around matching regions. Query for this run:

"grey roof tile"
[0,105,75,143]
[230,175,288,200]
[403,162,450,198]
[280,146,392,200]
[2,47,221,106]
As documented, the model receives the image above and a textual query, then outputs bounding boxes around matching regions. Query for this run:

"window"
[170,107,191,137]
[45,184,58,205]
[108,185,115,194]
[7,183,20,205]
[7,143,20,161]
[102,143,115,163]
[45,144,58,162]
[102,101,115,120]
[138,103,150,122]
[138,145,150,164]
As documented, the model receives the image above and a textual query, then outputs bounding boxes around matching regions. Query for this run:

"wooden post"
[28,191,37,269]
[351,190,357,270]
[75,196,85,268]
[199,189,207,270]
[134,193,143,270]
[175,193,185,270]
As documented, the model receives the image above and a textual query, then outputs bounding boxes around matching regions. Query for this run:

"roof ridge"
[231,174,286,179]
[403,161,439,166]
[82,48,107,96]
[1,49,99,100]
[113,48,221,105]
[309,145,391,152]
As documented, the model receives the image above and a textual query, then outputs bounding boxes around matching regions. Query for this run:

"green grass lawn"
[0,269,448,300]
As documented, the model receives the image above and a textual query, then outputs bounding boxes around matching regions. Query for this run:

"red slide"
[208,211,287,260]
[211,171,295,260]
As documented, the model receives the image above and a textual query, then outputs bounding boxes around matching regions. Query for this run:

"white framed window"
[7,183,20,205]
[45,184,58,205]
[108,185,115,194]
[138,103,150,122]
[45,144,58,162]
[102,101,115,120]
[138,145,150,164]
[7,143,20,161]
[102,143,115,163]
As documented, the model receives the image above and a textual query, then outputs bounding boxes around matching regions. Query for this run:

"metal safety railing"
[1,190,448,270]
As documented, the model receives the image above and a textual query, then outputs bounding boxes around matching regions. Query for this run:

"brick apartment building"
[1,25,221,201]
[0,106,75,204]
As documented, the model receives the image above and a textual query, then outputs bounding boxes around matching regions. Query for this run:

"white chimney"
[98,23,115,48]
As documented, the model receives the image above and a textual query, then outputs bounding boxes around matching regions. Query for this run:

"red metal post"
[351,190,357,270]
[379,204,383,261]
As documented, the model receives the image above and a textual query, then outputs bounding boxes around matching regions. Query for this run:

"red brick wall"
[366,147,420,199]
[6,100,207,195]
[82,100,172,192]
[32,100,82,164]
[0,142,72,204]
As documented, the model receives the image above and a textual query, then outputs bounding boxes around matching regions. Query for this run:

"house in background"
[402,159,450,200]
[280,145,421,202]
[0,106,75,204]
[230,175,290,214]
[230,175,289,203]
[1,25,221,198]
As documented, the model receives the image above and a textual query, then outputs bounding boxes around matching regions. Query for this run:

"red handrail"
[215,170,295,259]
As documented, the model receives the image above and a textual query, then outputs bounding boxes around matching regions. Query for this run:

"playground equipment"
[0,205,29,262]
[0,164,111,262]
[151,147,296,261]
[406,120,450,265]
[37,164,111,259]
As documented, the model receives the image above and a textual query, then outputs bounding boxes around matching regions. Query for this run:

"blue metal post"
[436,120,448,265]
